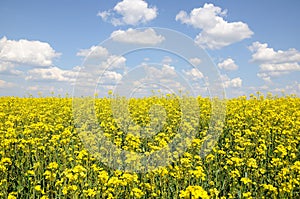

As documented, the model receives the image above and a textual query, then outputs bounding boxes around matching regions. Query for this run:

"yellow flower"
[230,169,240,178]
[130,188,144,199]
[7,192,17,199]
[98,170,109,183]
[27,170,35,176]
[243,192,252,199]
[1,157,12,165]
[262,184,278,195]
[0,94,299,198]
[83,188,97,197]
[62,186,68,195]
[43,170,56,181]
[230,157,244,167]
[34,185,45,194]
[209,188,219,197]
[47,162,59,170]
[7,195,17,199]
[205,154,215,162]
[55,178,64,187]
[180,186,209,199]
[189,166,206,180]
[247,158,258,169]
[241,177,252,185]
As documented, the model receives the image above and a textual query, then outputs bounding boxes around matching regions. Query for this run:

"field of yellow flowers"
[0,93,299,198]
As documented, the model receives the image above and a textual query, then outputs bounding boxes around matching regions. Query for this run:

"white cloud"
[73,46,127,92]
[129,64,180,94]
[0,79,14,88]
[221,74,242,88]
[257,73,272,83]
[0,36,60,66]
[97,11,110,21]
[98,71,123,85]
[229,77,243,88]
[118,64,208,96]
[100,55,126,70]
[26,67,77,82]
[260,63,300,72]
[183,68,204,81]
[76,45,126,70]
[131,64,208,96]
[143,64,177,79]
[111,28,164,45]
[189,57,202,66]
[218,58,238,70]
[0,61,22,76]
[176,3,253,49]
[97,0,157,26]
[249,42,300,81]
[77,45,109,58]
[249,42,300,64]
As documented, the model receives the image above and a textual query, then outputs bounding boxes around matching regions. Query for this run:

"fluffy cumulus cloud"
[183,68,204,81]
[134,64,177,86]
[76,45,126,70]
[221,74,242,88]
[77,45,109,58]
[143,64,177,79]
[111,28,164,45]
[176,3,253,49]
[218,58,238,70]
[100,55,127,70]
[249,42,300,81]
[98,71,123,85]
[0,36,60,67]
[129,64,187,95]
[26,67,77,82]
[249,42,300,64]
[97,0,157,26]
[74,45,127,93]
[229,77,242,88]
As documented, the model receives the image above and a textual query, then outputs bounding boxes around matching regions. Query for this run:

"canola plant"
[0,93,299,198]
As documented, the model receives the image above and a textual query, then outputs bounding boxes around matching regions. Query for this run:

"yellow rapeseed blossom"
[241,177,252,185]
[0,94,299,198]
[130,188,144,199]
[179,185,209,199]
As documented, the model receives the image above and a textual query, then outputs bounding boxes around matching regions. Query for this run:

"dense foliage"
[0,94,299,198]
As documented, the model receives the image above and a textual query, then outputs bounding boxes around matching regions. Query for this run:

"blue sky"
[0,0,299,97]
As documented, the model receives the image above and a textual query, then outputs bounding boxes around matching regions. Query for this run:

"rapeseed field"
[0,94,299,198]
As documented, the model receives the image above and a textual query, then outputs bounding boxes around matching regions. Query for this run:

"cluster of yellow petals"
[0,93,299,198]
